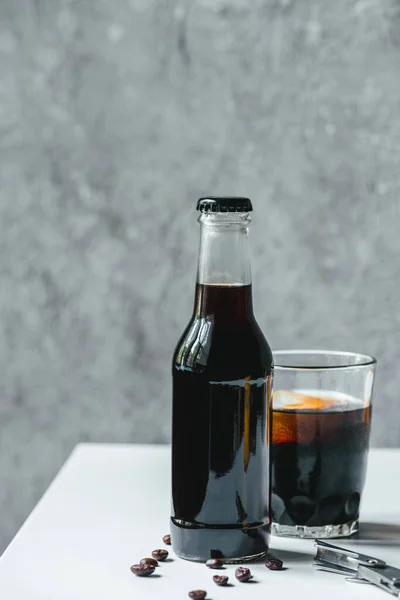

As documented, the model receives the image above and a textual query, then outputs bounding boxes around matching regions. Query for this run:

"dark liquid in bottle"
[171,284,273,562]
[271,392,371,528]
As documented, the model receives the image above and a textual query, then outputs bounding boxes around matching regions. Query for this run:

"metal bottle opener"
[313,539,400,597]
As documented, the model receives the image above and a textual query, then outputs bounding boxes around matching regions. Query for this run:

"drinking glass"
[271,350,376,538]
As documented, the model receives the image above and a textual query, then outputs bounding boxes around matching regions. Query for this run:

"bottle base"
[272,519,359,539]
[174,548,268,564]
[171,518,270,563]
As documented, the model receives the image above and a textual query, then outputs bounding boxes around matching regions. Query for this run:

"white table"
[0,445,399,600]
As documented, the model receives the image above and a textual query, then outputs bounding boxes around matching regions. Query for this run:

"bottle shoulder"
[251,316,273,357]
[173,315,273,377]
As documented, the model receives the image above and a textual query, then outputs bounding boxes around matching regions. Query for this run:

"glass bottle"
[171,197,273,562]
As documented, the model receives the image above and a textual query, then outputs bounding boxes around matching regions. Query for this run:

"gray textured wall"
[1,0,400,552]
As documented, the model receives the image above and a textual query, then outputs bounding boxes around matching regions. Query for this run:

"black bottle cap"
[196,197,253,213]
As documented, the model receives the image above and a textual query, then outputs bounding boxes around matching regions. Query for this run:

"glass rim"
[273,349,377,371]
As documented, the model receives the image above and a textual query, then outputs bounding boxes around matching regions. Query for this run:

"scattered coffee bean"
[188,591,207,600]
[235,566,252,582]
[130,563,155,577]
[162,534,171,545]
[152,549,169,561]
[265,557,283,570]
[206,558,224,569]
[140,558,158,567]
[213,575,229,586]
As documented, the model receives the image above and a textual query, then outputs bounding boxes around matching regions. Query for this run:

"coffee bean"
[140,558,158,567]
[130,563,155,577]
[265,557,283,570]
[206,558,224,569]
[188,591,207,600]
[162,534,171,545]
[235,566,252,582]
[213,575,229,586]
[152,549,169,561]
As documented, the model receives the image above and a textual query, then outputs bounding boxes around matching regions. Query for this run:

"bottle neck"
[195,212,253,319]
